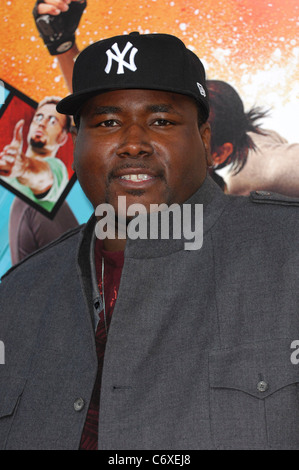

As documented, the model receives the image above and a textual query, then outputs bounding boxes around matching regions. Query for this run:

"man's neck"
[102,237,126,252]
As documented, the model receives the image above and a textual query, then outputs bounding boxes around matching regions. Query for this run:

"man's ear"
[71,125,78,145]
[211,142,233,166]
[70,126,78,172]
[57,129,69,147]
[200,122,213,167]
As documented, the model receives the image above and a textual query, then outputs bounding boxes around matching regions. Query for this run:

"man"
[0,96,70,211]
[1,32,299,451]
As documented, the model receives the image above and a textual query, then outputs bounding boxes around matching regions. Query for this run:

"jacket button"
[73,397,85,411]
[257,380,268,392]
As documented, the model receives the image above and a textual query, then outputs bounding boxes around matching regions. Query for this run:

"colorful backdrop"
[0,0,298,277]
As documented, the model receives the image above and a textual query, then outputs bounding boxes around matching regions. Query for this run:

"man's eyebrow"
[88,104,182,115]
[146,104,181,115]
[92,106,122,115]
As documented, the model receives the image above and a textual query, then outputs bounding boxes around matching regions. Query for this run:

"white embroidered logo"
[197,82,206,97]
[105,41,138,75]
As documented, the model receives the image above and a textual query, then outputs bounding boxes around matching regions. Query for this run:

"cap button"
[129,31,140,36]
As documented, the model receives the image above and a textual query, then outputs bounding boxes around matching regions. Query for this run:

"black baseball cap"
[57,32,209,119]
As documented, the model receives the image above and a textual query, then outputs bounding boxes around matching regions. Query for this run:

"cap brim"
[56,88,104,115]
[57,86,209,119]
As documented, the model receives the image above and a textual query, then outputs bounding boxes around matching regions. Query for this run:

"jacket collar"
[125,173,230,258]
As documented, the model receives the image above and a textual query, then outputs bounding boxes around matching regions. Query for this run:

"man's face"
[28,103,68,154]
[73,89,211,213]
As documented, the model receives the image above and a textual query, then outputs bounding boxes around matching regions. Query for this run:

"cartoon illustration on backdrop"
[0,81,76,217]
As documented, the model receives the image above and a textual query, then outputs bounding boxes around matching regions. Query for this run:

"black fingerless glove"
[33,0,86,55]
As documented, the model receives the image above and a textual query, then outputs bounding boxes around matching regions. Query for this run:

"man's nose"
[116,124,154,158]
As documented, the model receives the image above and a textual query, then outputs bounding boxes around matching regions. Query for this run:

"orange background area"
[1,0,298,140]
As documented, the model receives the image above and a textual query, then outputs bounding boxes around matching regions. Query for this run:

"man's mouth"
[34,130,45,138]
[110,166,163,187]
[119,174,154,181]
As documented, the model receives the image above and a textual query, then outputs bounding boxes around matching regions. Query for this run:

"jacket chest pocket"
[209,339,299,449]
[0,376,26,449]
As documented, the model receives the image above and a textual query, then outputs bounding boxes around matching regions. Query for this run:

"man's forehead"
[81,89,198,115]
[36,102,58,114]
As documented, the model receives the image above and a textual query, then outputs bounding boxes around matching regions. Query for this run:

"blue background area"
[0,84,10,105]
[0,181,93,279]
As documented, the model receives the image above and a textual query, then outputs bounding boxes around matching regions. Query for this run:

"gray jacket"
[1,176,299,450]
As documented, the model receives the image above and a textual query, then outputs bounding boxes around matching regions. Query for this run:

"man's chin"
[30,138,46,150]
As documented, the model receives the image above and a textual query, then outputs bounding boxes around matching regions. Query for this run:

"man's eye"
[98,119,119,127]
[34,114,44,123]
[49,116,58,125]
[152,119,172,126]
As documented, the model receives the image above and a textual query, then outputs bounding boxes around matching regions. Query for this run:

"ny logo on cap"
[105,41,138,75]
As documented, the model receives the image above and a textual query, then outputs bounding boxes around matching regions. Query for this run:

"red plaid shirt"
[79,239,124,450]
